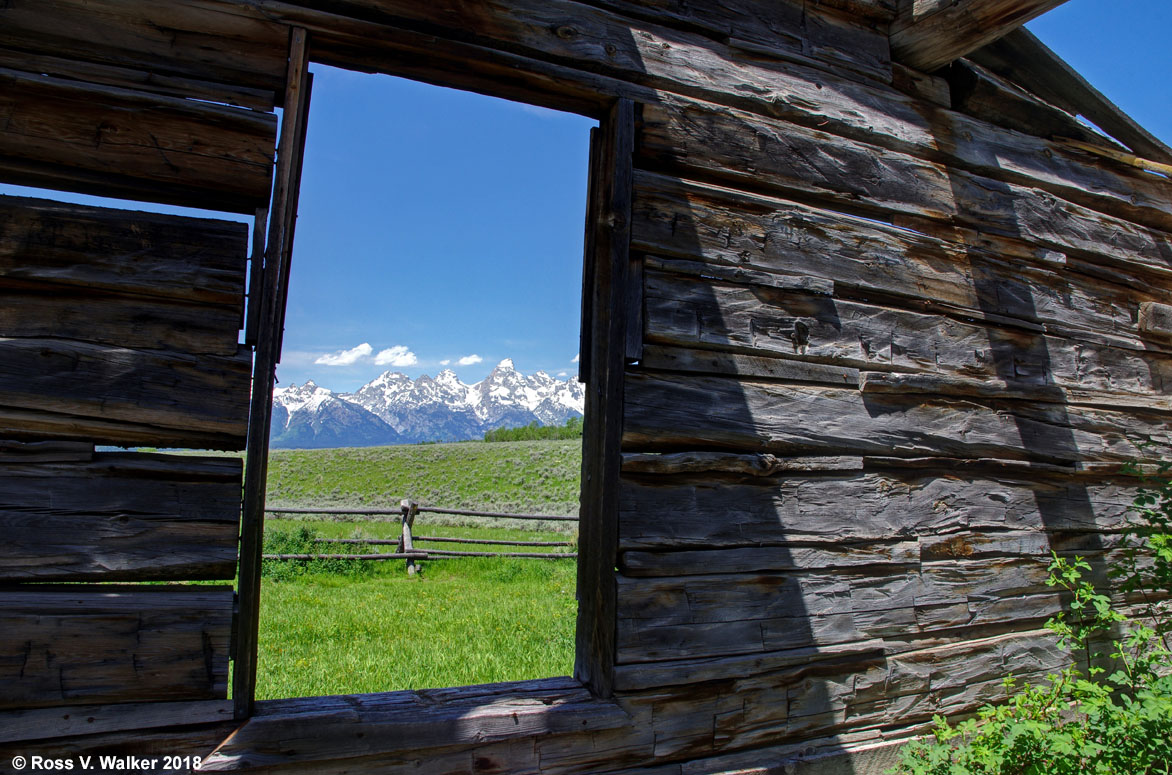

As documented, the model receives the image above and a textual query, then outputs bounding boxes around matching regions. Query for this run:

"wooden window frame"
[234,27,635,716]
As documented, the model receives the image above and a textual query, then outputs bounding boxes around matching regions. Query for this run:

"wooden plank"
[971,29,1172,165]
[890,0,1070,73]
[577,0,893,83]
[623,371,1172,464]
[0,699,233,744]
[0,585,233,710]
[0,338,251,449]
[0,453,242,582]
[0,0,287,99]
[615,556,1065,662]
[637,96,1172,265]
[204,678,633,771]
[0,68,277,214]
[621,451,864,476]
[0,440,91,463]
[575,98,635,699]
[621,542,920,577]
[860,371,1172,412]
[641,270,1172,398]
[236,26,313,720]
[0,289,243,357]
[618,469,1141,550]
[947,58,1108,147]
[640,344,859,387]
[0,195,248,307]
[0,49,276,112]
[612,639,887,691]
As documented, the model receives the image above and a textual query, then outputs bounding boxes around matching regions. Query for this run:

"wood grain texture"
[618,469,1141,549]
[203,678,635,771]
[0,0,287,100]
[0,585,233,710]
[0,68,277,213]
[946,58,1107,147]
[575,98,634,699]
[615,557,1066,662]
[641,268,1172,401]
[0,699,233,744]
[890,0,1069,72]
[623,371,1172,464]
[637,96,1172,269]
[971,29,1172,165]
[0,195,248,307]
[0,338,251,449]
[577,0,893,83]
[0,453,242,582]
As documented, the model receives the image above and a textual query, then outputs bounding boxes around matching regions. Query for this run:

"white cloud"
[315,342,372,366]
[374,345,418,367]
[440,359,451,366]
[571,353,580,363]
[557,371,569,378]
[457,354,483,366]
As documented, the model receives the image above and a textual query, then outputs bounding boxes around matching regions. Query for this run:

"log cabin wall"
[2,0,1171,773]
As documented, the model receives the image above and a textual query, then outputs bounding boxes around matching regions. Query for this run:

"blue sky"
[1,0,1167,392]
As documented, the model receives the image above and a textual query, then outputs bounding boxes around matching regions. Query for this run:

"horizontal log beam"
[890,0,1070,72]
[0,453,242,582]
[0,585,232,710]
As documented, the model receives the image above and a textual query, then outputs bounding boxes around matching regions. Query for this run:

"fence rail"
[263,500,578,567]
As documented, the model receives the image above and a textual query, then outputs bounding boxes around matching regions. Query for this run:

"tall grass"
[256,439,582,699]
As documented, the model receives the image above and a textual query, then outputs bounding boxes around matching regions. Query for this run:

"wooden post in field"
[400,499,419,576]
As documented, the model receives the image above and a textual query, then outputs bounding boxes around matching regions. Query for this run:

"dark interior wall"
[2,1,1171,773]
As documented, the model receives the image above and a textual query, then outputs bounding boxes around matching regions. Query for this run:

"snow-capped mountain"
[270,381,401,449]
[270,360,584,448]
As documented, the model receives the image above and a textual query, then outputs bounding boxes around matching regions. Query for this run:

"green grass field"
[256,439,582,699]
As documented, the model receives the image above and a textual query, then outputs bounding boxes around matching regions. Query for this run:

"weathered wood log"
[621,542,920,577]
[615,556,1065,662]
[639,344,860,387]
[621,451,863,476]
[947,58,1108,147]
[971,29,1172,165]
[638,96,1172,269]
[577,0,893,83]
[890,0,1070,73]
[0,338,251,449]
[0,288,243,357]
[859,371,1172,412]
[0,453,242,582]
[0,585,232,710]
[1139,302,1172,339]
[0,196,248,307]
[632,173,1172,317]
[201,678,635,771]
[642,268,1172,400]
[623,371,1172,464]
[0,439,91,463]
[612,639,887,691]
[0,49,276,112]
[0,68,277,213]
[0,0,287,100]
[618,470,1141,549]
[0,699,233,744]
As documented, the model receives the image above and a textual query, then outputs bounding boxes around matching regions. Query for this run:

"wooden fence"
[263,499,578,573]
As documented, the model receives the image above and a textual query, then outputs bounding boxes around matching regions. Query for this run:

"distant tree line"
[483,416,583,442]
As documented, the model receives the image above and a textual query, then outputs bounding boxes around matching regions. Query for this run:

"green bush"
[483,416,583,442]
[893,470,1172,774]
[262,525,373,581]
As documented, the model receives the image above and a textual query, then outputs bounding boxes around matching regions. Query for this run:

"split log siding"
[0,0,1168,772]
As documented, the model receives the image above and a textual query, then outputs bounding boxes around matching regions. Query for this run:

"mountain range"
[270,359,585,448]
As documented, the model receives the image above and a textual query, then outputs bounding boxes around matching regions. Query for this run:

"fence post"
[400,498,419,576]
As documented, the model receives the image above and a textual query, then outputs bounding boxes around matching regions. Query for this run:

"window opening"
[256,65,596,698]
